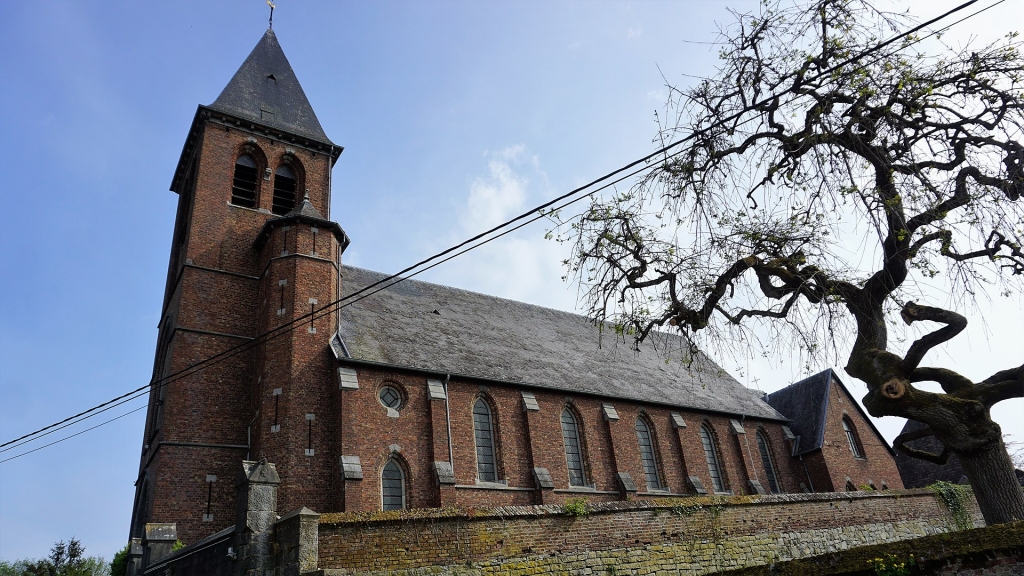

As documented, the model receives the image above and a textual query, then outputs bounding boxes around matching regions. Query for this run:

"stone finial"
[237,458,281,487]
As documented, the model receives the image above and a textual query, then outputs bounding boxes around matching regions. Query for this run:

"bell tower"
[129,28,348,545]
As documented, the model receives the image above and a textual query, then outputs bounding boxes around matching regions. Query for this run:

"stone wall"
[316,489,981,575]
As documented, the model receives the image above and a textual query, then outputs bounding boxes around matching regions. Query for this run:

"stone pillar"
[125,538,143,576]
[274,507,320,576]
[233,459,281,576]
[141,523,176,569]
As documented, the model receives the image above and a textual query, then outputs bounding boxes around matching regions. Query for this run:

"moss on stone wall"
[716,521,1024,576]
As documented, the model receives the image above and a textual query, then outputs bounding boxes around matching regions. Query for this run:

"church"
[127,26,904,562]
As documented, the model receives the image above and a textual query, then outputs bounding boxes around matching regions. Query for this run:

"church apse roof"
[208,28,333,146]
[334,266,786,420]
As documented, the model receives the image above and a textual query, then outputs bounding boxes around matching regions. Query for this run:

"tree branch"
[977,364,1024,407]
[893,425,951,465]
[899,301,968,373]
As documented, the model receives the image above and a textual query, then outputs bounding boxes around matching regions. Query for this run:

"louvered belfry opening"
[272,165,297,215]
[231,154,258,208]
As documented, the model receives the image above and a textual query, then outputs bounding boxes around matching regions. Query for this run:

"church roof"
[763,369,895,457]
[208,28,333,145]
[333,266,785,420]
[763,370,834,455]
[252,195,350,251]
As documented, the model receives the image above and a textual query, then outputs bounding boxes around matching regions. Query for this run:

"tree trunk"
[956,436,1024,525]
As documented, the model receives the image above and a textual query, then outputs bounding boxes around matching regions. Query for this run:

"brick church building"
[128,27,903,550]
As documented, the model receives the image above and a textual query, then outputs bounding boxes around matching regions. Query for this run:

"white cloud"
[425,145,579,313]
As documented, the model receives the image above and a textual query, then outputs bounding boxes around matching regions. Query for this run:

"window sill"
[226,202,271,214]
[455,483,534,492]
[554,488,619,495]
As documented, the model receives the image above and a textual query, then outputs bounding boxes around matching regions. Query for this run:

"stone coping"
[317,488,943,526]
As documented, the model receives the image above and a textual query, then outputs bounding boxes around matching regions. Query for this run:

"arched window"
[473,398,498,482]
[231,154,258,208]
[843,416,865,459]
[561,408,587,486]
[699,423,725,493]
[635,416,663,491]
[756,430,781,493]
[271,165,297,215]
[381,458,406,510]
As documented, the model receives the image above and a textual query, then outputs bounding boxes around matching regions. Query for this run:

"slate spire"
[209,28,333,145]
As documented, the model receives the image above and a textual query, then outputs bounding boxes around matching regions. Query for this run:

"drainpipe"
[443,374,454,470]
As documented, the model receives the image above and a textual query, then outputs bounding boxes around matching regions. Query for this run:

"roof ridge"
[341,264,590,321]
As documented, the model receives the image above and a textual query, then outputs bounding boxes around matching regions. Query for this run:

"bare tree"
[559,0,1024,524]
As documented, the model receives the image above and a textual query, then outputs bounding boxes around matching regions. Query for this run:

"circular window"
[379,386,402,410]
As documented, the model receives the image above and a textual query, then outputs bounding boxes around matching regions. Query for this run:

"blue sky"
[2,0,1022,562]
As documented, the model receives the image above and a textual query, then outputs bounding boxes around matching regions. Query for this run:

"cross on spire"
[267,1,276,29]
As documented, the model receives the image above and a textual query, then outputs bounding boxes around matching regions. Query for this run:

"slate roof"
[252,194,349,251]
[333,266,785,420]
[208,28,333,145]
[763,370,833,455]
[763,369,895,457]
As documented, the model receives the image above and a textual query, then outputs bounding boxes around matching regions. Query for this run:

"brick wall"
[316,490,982,575]
[133,116,341,545]
[334,365,807,512]
[818,380,903,492]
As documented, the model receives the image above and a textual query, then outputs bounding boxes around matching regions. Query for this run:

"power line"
[0,0,991,460]
[0,405,147,464]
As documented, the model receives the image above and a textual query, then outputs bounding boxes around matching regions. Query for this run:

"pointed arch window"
[381,458,406,510]
[231,154,258,208]
[271,165,297,215]
[635,416,663,491]
[699,423,725,493]
[473,398,497,482]
[756,430,781,493]
[843,417,865,459]
[561,408,587,486]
